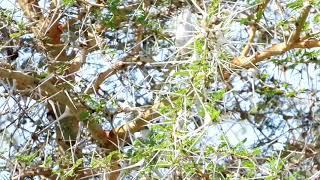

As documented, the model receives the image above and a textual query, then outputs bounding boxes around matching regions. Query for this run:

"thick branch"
[288,4,312,44]
[0,67,113,154]
[18,0,68,64]
[224,3,315,79]
[0,68,77,112]
[90,56,153,93]
[18,0,42,21]
[87,107,160,151]
[241,0,270,56]
[232,39,320,69]
[241,24,257,57]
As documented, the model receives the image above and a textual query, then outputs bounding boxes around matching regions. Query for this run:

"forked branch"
[224,2,317,79]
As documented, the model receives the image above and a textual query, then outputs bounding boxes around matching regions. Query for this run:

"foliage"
[0,0,319,179]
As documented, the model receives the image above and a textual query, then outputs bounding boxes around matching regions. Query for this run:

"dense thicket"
[0,0,320,179]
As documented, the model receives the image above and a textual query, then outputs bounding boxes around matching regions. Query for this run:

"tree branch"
[90,55,154,93]
[241,0,270,56]
[87,106,161,151]
[17,0,42,21]
[0,67,78,112]
[231,39,320,69]
[224,3,315,79]
[287,3,312,44]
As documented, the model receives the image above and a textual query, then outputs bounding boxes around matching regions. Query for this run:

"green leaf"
[287,0,304,10]
[210,89,226,101]
[208,108,220,121]
[243,160,255,169]
[43,156,53,168]
[252,148,262,156]
[239,18,250,25]
[16,152,38,166]
[174,70,190,77]
[286,91,297,98]
[310,0,320,7]
[65,159,83,177]
[62,0,76,6]
[208,0,220,16]
[199,104,220,121]
[9,32,21,39]
[176,88,188,95]
[79,111,90,121]
[194,38,205,55]
[314,13,320,23]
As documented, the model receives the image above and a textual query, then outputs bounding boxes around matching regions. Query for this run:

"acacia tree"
[0,0,320,179]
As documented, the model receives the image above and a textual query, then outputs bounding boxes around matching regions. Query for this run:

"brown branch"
[224,3,315,79]
[79,0,106,7]
[0,67,110,158]
[227,40,320,79]
[287,4,312,44]
[242,0,270,57]
[13,167,57,180]
[17,0,42,21]
[87,106,161,151]
[232,39,320,69]
[0,62,12,69]
[68,47,89,74]
[93,61,127,91]
[18,0,63,45]
[241,24,257,57]
[255,0,270,21]
[18,0,68,65]
[12,166,105,180]
[0,67,78,112]
[17,5,88,152]
[0,66,156,153]
[16,1,154,161]
[90,56,151,93]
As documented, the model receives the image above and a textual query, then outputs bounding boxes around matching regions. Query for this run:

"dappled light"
[0,0,320,179]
